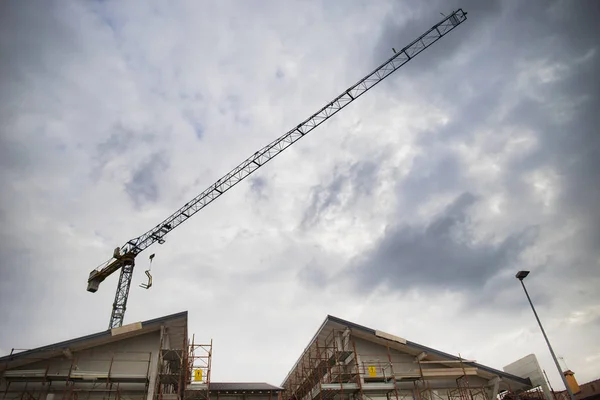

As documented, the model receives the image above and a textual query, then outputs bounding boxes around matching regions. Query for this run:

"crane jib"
[129,9,467,254]
[88,9,468,329]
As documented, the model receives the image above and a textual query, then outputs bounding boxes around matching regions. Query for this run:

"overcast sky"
[1,0,599,389]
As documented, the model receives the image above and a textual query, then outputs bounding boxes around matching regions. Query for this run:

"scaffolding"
[1,335,211,400]
[184,337,212,400]
[156,345,186,400]
[155,329,212,400]
[1,349,152,400]
[283,330,498,400]
[283,329,390,400]
[498,386,547,400]
[440,357,487,400]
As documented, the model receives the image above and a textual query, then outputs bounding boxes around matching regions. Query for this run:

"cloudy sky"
[1,0,599,389]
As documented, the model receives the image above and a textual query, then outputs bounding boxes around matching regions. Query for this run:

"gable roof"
[282,315,532,387]
[0,311,188,371]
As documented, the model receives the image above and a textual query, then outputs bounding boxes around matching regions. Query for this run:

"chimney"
[563,370,581,395]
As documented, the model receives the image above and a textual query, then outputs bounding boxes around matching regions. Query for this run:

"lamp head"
[516,270,530,281]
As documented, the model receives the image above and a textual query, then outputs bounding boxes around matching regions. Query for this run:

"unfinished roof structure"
[0,311,200,400]
[0,311,281,400]
[281,315,542,400]
[1,311,556,400]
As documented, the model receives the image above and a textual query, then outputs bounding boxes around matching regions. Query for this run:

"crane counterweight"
[87,271,101,293]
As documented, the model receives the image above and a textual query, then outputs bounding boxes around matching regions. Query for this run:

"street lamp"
[516,271,576,400]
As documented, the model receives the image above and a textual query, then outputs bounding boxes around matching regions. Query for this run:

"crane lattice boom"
[87,9,468,329]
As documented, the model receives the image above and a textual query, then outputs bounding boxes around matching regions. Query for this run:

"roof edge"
[282,314,532,387]
[0,311,188,363]
[328,315,531,386]
[280,315,332,386]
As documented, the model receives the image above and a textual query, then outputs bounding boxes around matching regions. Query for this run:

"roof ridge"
[282,314,532,387]
[0,311,188,363]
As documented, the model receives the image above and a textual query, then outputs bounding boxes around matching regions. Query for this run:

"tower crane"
[87,10,468,329]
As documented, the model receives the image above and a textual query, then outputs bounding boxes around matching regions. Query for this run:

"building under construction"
[0,311,566,400]
[281,315,550,400]
[2,6,585,400]
[0,312,281,400]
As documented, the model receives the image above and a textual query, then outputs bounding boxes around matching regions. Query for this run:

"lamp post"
[516,271,576,400]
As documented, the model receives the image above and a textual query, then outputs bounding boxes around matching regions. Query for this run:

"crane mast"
[87,10,468,329]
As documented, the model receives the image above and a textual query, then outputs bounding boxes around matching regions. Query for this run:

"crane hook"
[139,254,155,289]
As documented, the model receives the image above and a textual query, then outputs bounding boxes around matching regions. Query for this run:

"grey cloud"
[347,193,538,293]
[0,139,32,172]
[92,127,135,178]
[125,152,169,207]
[497,5,600,278]
[96,128,135,158]
[348,161,379,196]
[372,0,502,78]
[398,150,463,211]
[0,210,63,343]
[301,160,380,228]
[218,94,250,126]
[0,229,38,302]
[95,125,157,160]
[92,125,159,184]
[249,176,268,200]
[0,1,82,173]
[301,175,344,228]
[0,1,75,83]
[386,0,600,282]
[297,261,329,290]
[181,104,205,140]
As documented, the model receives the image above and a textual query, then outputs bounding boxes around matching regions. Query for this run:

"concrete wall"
[0,331,161,400]
[504,354,551,400]
[353,336,416,373]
